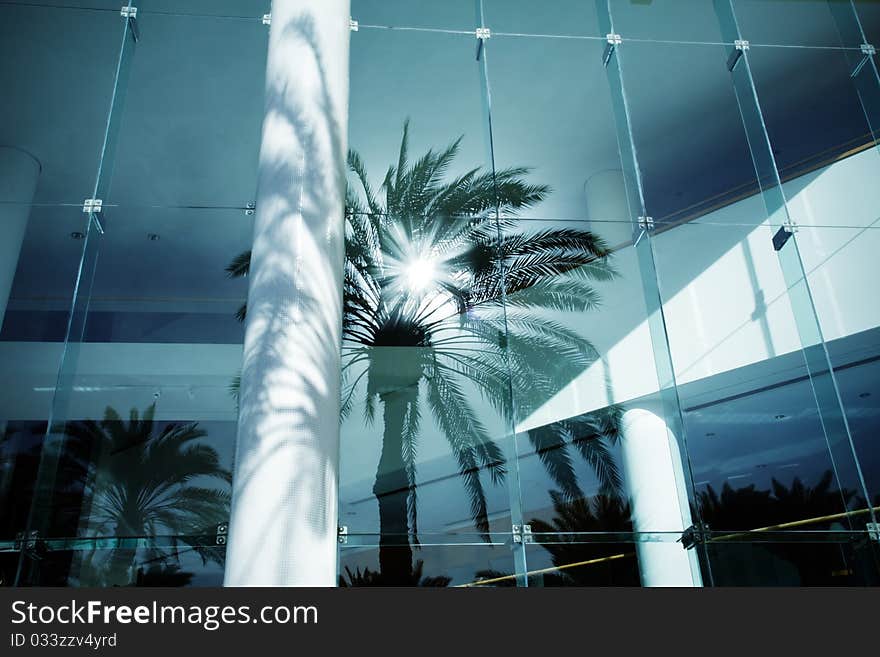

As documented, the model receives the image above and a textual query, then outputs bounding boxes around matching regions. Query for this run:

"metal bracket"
[852,44,876,78]
[867,523,879,543]
[15,530,45,560]
[735,39,750,51]
[601,33,622,67]
[83,198,103,214]
[121,6,139,42]
[727,47,743,72]
[349,18,359,32]
[215,522,228,546]
[262,14,271,26]
[772,220,798,251]
[512,524,533,544]
[638,215,654,231]
[476,27,491,41]
[337,525,348,545]
[679,524,707,550]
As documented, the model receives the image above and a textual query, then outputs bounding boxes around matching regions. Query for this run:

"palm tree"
[60,405,230,586]
[696,472,864,585]
[228,123,621,584]
[529,490,639,586]
[338,559,451,587]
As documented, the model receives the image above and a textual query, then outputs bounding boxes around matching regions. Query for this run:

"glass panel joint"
[678,524,707,550]
[82,198,103,214]
[772,221,798,252]
[512,524,533,544]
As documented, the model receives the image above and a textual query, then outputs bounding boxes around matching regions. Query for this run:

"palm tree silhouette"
[529,490,639,586]
[338,559,451,587]
[228,123,621,584]
[696,471,866,585]
[60,405,230,586]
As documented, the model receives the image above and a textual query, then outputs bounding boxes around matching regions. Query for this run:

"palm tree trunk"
[373,389,416,584]
[105,525,138,586]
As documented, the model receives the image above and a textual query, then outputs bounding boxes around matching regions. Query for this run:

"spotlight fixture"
[147,233,160,241]
[859,392,871,399]
[774,414,786,420]
[70,231,85,240]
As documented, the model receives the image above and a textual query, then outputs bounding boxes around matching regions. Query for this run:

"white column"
[584,169,634,248]
[0,147,40,330]
[224,0,350,586]
[620,408,702,587]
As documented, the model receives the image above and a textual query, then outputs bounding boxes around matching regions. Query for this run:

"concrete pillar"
[584,169,635,248]
[0,147,40,332]
[224,0,350,586]
[620,408,702,587]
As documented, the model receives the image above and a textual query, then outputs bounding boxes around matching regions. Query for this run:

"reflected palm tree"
[338,559,451,587]
[696,471,865,585]
[60,405,230,586]
[696,470,856,531]
[228,123,620,583]
[529,490,639,586]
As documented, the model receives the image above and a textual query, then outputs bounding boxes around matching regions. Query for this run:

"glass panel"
[339,24,515,584]
[746,44,879,215]
[0,2,127,206]
[483,0,602,37]
[857,0,880,47]
[0,206,95,584]
[621,42,758,227]
[525,538,642,587]
[605,0,728,43]
[621,34,865,539]
[100,6,268,208]
[485,15,702,590]
[741,43,876,524]
[0,0,128,585]
[339,543,516,587]
[705,537,880,586]
[350,0,476,31]
[17,537,227,587]
[733,0,860,47]
[798,224,880,508]
[17,206,244,586]
[527,531,880,586]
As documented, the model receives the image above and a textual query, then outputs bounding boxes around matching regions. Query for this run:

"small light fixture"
[774,414,786,420]
[859,392,871,399]
[70,231,85,240]
[147,233,160,241]
[705,432,716,437]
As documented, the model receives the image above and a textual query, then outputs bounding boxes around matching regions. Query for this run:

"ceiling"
[1,0,877,312]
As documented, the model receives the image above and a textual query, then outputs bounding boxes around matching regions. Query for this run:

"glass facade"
[1,0,879,587]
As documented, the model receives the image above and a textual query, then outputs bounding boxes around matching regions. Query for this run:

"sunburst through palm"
[229,123,625,584]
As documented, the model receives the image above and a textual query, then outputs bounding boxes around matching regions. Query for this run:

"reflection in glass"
[56,404,229,586]
[232,123,616,584]
[528,493,639,586]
